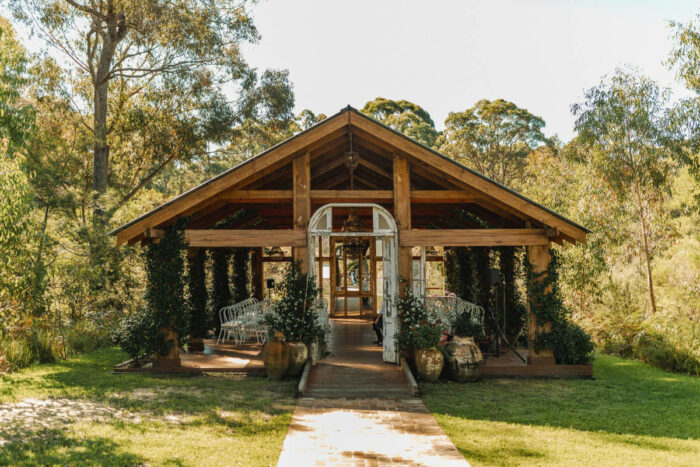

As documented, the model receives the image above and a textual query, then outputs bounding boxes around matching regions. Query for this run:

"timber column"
[393,154,412,295]
[293,151,311,273]
[251,248,264,300]
[527,244,555,365]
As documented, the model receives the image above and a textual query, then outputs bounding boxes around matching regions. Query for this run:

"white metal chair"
[216,297,258,344]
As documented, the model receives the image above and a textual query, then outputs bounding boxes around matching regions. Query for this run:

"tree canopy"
[440,99,548,188]
[361,97,440,148]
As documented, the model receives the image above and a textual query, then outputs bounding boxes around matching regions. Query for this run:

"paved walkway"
[277,319,468,466]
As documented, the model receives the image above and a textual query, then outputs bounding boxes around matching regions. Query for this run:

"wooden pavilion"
[112,106,591,376]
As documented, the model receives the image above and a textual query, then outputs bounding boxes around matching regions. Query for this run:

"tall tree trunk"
[634,180,657,314]
[91,6,127,225]
[93,77,109,222]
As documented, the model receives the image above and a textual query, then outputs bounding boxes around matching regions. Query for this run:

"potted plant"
[446,310,484,382]
[412,323,444,382]
[395,290,444,382]
[262,331,290,380]
[262,261,328,377]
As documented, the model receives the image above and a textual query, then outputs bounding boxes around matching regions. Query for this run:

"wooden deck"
[482,347,593,378]
[305,319,415,398]
[114,326,591,379]
[114,339,264,374]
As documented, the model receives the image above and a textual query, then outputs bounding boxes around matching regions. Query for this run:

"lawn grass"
[421,355,700,466]
[0,348,297,466]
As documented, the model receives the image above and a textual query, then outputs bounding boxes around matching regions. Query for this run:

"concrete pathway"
[277,319,468,466]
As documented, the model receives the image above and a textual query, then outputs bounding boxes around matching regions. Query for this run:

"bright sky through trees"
[240,0,698,140]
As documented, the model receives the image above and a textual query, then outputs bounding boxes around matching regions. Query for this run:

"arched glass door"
[308,204,399,363]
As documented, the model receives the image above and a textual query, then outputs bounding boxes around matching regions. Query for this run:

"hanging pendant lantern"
[343,133,360,190]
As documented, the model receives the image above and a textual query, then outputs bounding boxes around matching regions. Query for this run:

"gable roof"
[112,106,588,245]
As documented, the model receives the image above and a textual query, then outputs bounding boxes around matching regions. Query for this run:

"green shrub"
[452,310,484,338]
[528,251,595,365]
[262,261,326,345]
[112,307,155,360]
[0,336,34,369]
[550,321,595,365]
[0,326,62,370]
[395,290,443,351]
[63,321,110,357]
[634,331,700,376]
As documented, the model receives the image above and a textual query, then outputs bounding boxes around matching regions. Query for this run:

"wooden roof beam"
[399,229,549,247]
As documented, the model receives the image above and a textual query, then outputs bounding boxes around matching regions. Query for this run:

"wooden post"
[293,151,311,273]
[393,154,412,295]
[251,247,264,300]
[527,244,555,365]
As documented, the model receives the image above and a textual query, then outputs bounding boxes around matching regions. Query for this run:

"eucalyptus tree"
[439,99,548,189]
[668,12,700,198]
[572,69,680,314]
[361,97,440,148]
[0,17,38,320]
[10,0,285,227]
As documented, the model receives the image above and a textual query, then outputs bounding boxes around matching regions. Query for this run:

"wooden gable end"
[113,106,588,246]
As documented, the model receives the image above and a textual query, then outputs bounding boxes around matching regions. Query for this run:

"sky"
[240,0,698,140]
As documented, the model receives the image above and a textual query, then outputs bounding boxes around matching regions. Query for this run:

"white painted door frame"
[307,203,399,363]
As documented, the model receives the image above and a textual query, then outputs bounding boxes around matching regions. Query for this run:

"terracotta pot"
[188,337,205,352]
[446,336,484,382]
[414,347,444,382]
[286,342,308,376]
[263,332,290,380]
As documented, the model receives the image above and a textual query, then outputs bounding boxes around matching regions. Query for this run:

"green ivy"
[210,248,232,335]
[499,246,527,337]
[114,223,189,359]
[527,250,594,364]
[232,248,250,303]
[187,248,209,339]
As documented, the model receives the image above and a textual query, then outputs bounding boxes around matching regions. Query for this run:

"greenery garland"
[187,248,209,339]
[527,250,594,364]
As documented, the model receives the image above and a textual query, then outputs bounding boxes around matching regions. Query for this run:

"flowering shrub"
[395,289,442,350]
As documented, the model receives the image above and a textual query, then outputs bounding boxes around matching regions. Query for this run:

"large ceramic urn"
[446,336,484,382]
[414,347,444,382]
[286,342,308,376]
[263,332,290,380]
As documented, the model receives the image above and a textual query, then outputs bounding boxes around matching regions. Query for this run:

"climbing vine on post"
[211,248,232,335]
[232,248,250,303]
[527,250,594,364]
[114,222,189,360]
[187,248,209,344]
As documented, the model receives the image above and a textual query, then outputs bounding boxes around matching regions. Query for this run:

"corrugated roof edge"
[111,105,589,237]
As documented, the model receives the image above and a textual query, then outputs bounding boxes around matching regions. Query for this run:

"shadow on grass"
[0,430,144,466]
[0,347,297,439]
[421,355,700,441]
